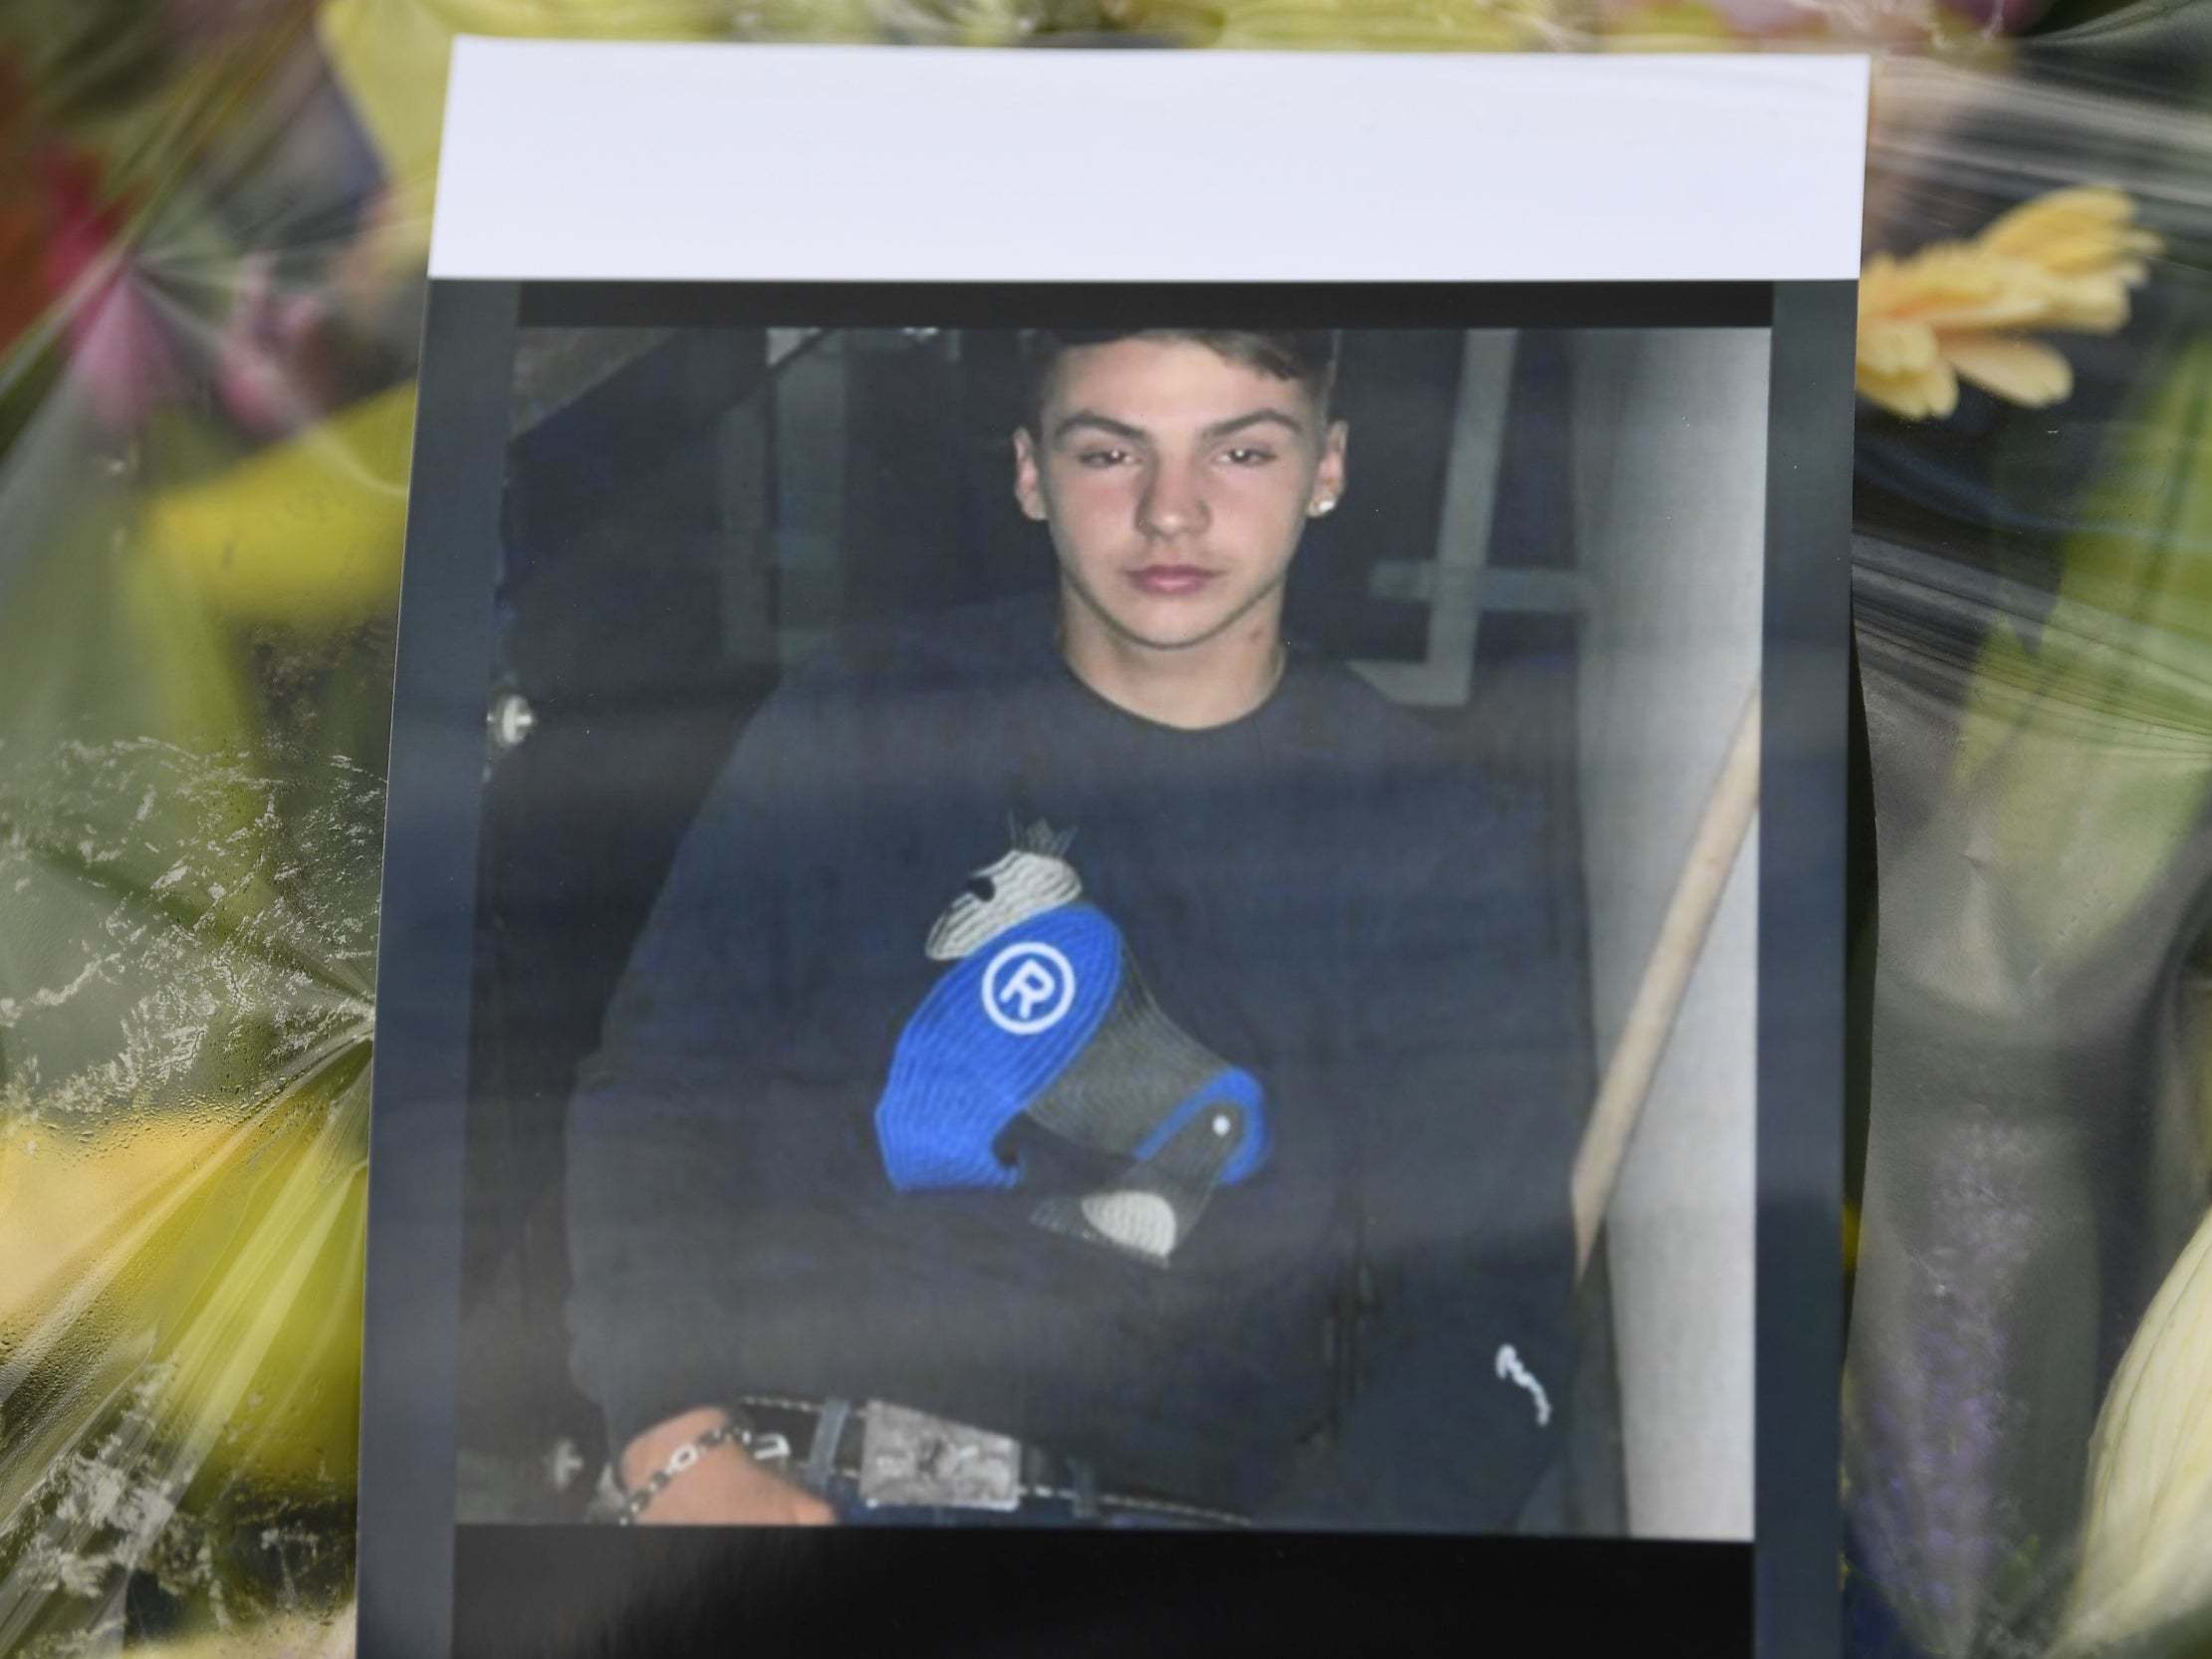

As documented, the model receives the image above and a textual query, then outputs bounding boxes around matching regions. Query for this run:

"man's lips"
[1125,566,1219,596]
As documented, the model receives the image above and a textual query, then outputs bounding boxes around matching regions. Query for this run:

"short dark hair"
[1019,329,1340,432]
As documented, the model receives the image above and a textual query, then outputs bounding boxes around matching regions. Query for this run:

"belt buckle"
[857,1400,1023,1512]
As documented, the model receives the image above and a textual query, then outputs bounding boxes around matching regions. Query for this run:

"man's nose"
[1137,459,1209,539]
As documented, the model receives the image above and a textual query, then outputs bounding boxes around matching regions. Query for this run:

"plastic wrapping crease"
[1,4,2209,1656]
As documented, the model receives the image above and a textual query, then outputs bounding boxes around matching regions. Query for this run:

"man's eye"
[1222,446,1277,466]
[1075,448,1130,468]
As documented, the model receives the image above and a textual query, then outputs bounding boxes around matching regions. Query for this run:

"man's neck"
[1058,598,1287,732]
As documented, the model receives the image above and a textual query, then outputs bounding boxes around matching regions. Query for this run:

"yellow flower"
[1857,186,2161,420]
[2055,1204,2212,1656]
[1101,0,1550,48]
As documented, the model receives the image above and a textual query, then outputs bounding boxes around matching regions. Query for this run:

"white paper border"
[429,42,1867,283]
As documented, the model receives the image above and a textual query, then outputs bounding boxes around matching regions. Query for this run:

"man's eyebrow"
[1048,407,1309,444]
[1050,410,1144,443]
[1201,408,1308,440]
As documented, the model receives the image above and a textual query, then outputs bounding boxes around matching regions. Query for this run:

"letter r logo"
[981,941,1077,1036]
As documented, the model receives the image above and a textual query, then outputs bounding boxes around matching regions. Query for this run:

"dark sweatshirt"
[564,594,1582,1528]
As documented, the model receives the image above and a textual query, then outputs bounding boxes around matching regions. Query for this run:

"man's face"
[1012,337,1348,655]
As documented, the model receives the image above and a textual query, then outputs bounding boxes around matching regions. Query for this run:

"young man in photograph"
[565,328,1584,1531]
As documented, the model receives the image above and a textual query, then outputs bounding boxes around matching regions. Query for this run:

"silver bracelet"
[614,1409,793,1525]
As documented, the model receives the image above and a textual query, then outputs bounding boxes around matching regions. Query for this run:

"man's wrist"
[621,1407,734,1492]
[616,1406,794,1525]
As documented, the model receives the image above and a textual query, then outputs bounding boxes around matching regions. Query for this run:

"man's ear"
[1312,418,1349,513]
[1011,426,1049,523]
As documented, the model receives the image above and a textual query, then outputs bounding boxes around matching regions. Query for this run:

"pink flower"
[39,147,184,433]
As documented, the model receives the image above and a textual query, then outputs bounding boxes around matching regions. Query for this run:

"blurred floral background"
[0,1,2208,1655]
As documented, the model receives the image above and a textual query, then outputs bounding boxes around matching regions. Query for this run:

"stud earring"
[1312,497,1337,517]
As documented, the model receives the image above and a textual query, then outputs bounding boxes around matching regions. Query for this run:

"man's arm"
[564,664,873,1504]
[1333,778,1588,1532]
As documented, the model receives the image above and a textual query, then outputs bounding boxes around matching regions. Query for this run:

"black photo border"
[362,278,1848,1658]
